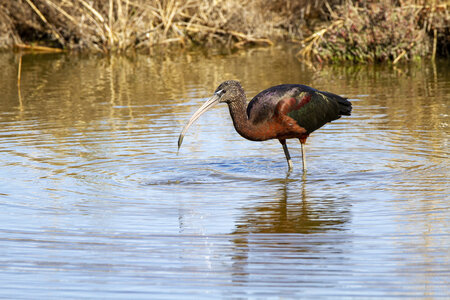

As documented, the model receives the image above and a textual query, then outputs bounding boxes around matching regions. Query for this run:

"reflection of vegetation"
[2,47,315,130]
[2,48,447,140]
[315,61,449,146]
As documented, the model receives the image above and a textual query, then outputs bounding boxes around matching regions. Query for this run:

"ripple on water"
[1,52,449,299]
[128,158,274,187]
[121,154,405,192]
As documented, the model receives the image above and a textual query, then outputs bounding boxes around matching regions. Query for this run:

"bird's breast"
[247,116,307,141]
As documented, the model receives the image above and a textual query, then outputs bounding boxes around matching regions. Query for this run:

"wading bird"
[178,80,352,172]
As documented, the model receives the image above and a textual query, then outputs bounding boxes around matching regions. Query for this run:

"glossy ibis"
[178,80,352,172]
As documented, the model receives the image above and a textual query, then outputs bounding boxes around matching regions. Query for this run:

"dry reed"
[1,0,328,52]
[297,0,449,63]
[1,0,448,62]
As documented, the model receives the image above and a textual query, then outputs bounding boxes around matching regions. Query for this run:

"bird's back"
[247,84,351,134]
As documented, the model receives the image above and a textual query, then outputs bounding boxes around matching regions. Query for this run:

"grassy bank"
[1,0,448,62]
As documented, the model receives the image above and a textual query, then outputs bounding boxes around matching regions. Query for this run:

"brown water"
[0,48,449,298]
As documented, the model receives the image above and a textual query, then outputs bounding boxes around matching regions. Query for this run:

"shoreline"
[1,0,448,63]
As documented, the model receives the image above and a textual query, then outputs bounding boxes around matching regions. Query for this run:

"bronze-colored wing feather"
[288,89,352,134]
[247,84,351,134]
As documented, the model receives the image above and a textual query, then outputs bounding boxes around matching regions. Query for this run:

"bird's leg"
[301,142,306,171]
[299,138,307,172]
[279,139,293,171]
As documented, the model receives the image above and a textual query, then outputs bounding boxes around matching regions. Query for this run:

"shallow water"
[0,48,449,298]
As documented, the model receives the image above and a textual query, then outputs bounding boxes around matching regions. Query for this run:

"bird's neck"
[227,100,263,141]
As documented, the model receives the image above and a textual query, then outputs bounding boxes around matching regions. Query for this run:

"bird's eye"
[215,89,226,96]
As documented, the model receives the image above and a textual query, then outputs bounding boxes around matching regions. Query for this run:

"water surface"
[0,48,449,298]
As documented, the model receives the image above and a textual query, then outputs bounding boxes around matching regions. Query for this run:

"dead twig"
[24,0,65,46]
[77,0,114,46]
[181,22,273,46]
[296,20,344,60]
[14,43,64,52]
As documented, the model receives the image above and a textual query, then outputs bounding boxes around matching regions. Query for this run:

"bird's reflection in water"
[233,173,349,235]
[230,173,351,289]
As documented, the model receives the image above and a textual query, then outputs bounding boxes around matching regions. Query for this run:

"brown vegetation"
[298,0,449,63]
[1,0,330,52]
[1,0,448,62]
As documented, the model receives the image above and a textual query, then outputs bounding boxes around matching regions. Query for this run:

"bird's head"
[214,80,244,104]
[177,80,243,151]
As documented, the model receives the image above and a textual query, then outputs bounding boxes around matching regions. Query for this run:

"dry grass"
[297,0,449,63]
[1,0,330,52]
[1,0,448,62]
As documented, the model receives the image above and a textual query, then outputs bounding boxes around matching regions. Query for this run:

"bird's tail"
[321,91,352,116]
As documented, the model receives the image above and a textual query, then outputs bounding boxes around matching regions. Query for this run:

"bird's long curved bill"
[178,94,220,150]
